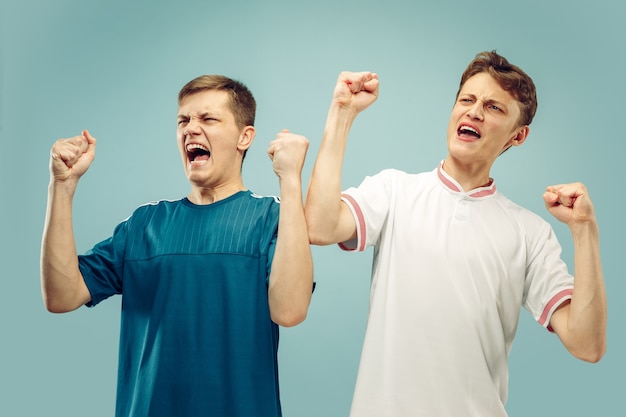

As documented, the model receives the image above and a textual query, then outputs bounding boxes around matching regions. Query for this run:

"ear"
[237,126,255,151]
[510,125,530,147]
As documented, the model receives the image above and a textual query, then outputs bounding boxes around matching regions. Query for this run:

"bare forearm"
[552,219,606,361]
[40,182,89,312]
[269,177,313,327]
[567,221,607,358]
[305,106,356,244]
[543,183,607,361]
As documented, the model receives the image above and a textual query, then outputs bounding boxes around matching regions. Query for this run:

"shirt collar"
[436,161,497,198]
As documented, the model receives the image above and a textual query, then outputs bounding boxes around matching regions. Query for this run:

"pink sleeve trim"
[539,288,574,331]
[339,194,366,252]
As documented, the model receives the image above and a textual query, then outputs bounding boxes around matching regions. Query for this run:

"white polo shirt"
[340,164,574,417]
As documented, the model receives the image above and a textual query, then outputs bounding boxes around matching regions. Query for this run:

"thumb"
[83,129,96,143]
[81,129,97,154]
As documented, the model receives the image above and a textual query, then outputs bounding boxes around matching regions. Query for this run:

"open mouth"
[186,143,210,163]
[458,125,481,139]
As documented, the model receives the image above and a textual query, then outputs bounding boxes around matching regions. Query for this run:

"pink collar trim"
[436,161,497,198]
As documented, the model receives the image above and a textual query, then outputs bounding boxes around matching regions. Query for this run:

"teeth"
[460,126,479,134]
[186,143,208,152]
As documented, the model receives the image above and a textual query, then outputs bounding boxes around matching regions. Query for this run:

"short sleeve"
[523,221,574,330]
[79,220,128,306]
[264,198,280,282]
[339,170,394,252]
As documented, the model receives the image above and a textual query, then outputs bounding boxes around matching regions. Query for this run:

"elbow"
[304,211,335,246]
[43,298,75,314]
[42,290,62,313]
[577,351,605,364]
[40,268,88,313]
[270,296,310,327]
[272,309,308,328]
[41,290,82,314]
[306,222,336,246]
[308,230,328,246]
[305,218,322,245]
[570,340,606,363]
[578,345,606,364]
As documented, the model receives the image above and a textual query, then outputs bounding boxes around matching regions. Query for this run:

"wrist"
[325,105,357,139]
[569,219,599,240]
[328,102,359,123]
[49,177,79,199]
[278,175,303,194]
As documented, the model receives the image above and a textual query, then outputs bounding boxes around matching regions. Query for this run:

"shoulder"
[124,198,182,223]
[493,192,551,233]
[354,168,434,194]
[249,191,281,205]
[132,198,181,213]
[244,191,281,220]
[360,168,431,184]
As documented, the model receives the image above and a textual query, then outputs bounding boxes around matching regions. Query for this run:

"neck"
[188,182,247,205]
[442,156,493,192]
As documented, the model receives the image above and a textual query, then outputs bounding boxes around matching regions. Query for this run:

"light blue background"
[1,1,624,416]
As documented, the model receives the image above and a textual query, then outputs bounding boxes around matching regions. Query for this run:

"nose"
[184,117,203,136]
[467,102,484,120]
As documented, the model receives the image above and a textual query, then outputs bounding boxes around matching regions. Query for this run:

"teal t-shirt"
[79,191,281,417]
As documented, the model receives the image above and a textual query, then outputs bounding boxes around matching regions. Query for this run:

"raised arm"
[304,71,379,246]
[40,130,96,313]
[544,183,607,362]
[266,129,314,327]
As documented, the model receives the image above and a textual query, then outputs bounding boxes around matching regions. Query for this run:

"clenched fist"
[50,129,96,183]
[267,129,309,181]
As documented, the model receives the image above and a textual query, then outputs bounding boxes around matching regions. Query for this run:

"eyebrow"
[177,111,217,120]
[460,94,509,111]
